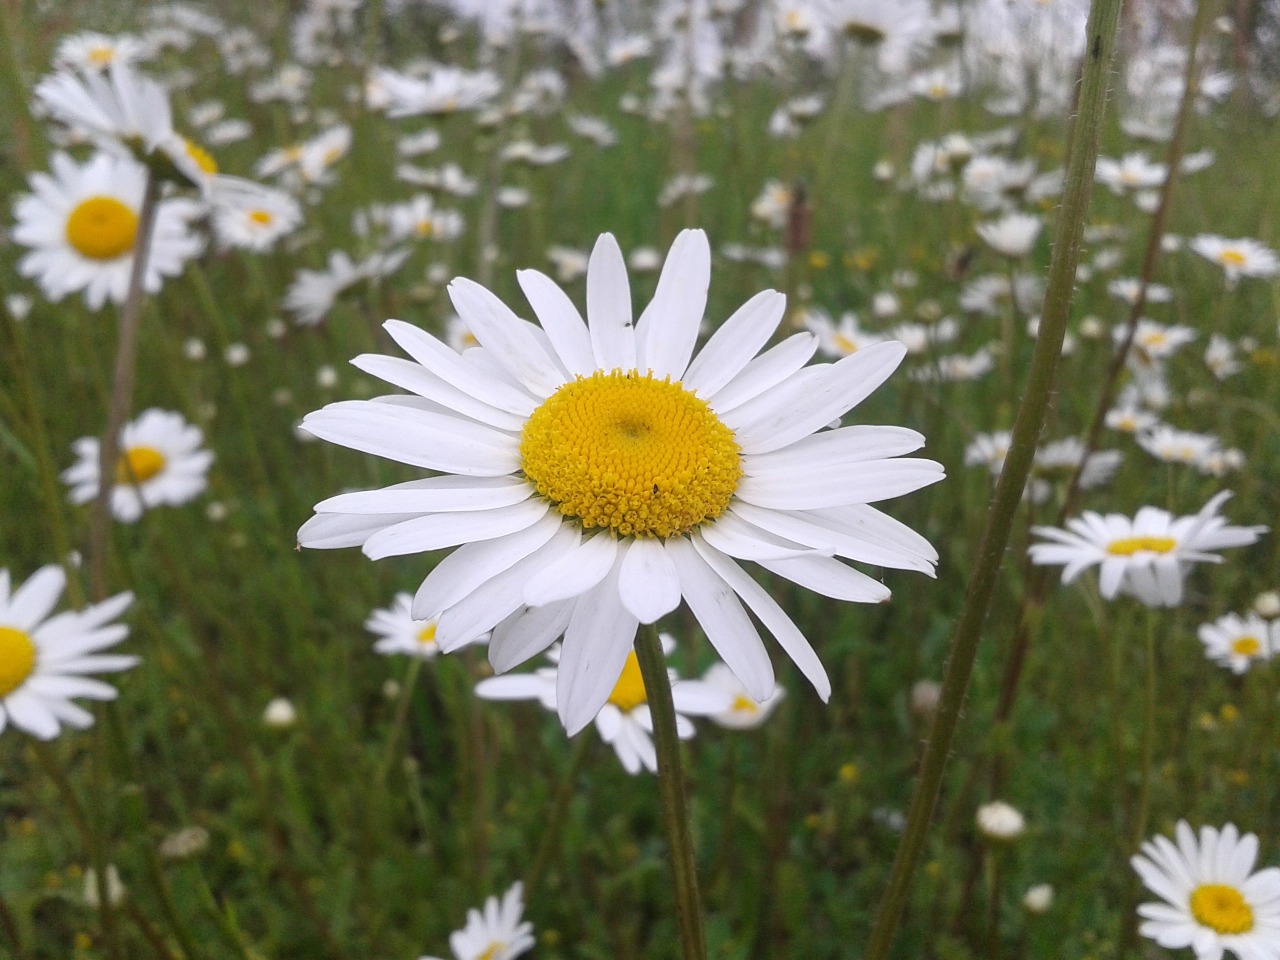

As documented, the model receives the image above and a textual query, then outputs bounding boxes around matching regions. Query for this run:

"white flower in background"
[396,128,442,157]
[1198,612,1274,675]
[1255,592,1280,619]
[61,409,213,523]
[262,697,297,728]
[1132,822,1280,960]
[976,211,1042,258]
[1120,320,1197,368]
[387,195,464,243]
[567,114,617,147]
[751,180,793,230]
[374,65,501,117]
[1023,884,1054,914]
[0,565,134,740]
[545,245,589,283]
[1029,491,1267,608]
[1095,152,1167,194]
[366,592,489,659]
[965,431,1012,475]
[701,662,785,729]
[209,177,303,252]
[1137,426,1229,473]
[1204,335,1242,380]
[54,32,148,72]
[976,801,1026,842]
[802,308,886,359]
[1108,278,1174,305]
[658,173,714,208]
[298,230,942,733]
[476,639,730,774]
[1190,235,1279,285]
[1106,405,1161,435]
[284,249,409,326]
[419,882,533,960]
[12,151,203,309]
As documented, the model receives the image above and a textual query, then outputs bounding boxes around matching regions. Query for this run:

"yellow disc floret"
[183,138,218,176]
[607,652,647,712]
[1190,883,1254,934]
[1218,250,1247,268]
[520,371,741,539]
[1231,636,1262,657]
[66,196,138,261]
[0,627,37,699]
[416,623,438,648]
[116,446,167,486]
[1107,536,1177,556]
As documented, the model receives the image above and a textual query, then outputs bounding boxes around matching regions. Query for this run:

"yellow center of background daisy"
[1231,636,1262,657]
[248,210,274,226]
[1190,883,1254,934]
[116,446,167,486]
[607,652,647,712]
[88,46,115,64]
[65,196,138,261]
[416,623,437,647]
[0,626,37,699]
[1106,536,1177,556]
[731,694,759,714]
[183,138,218,175]
[520,371,741,539]
[1218,250,1247,268]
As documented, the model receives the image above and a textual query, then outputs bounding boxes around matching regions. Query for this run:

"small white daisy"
[12,151,204,309]
[54,32,149,72]
[976,211,1042,258]
[284,249,409,326]
[802,308,886,359]
[1190,235,1279,285]
[209,177,303,252]
[364,592,489,659]
[62,408,214,523]
[1029,491,1267,607]
[0,565,135,740]
[1198,612,1275,675]
[419,881,533,960]
[1133,821,1280,960]
[701,661,785,729]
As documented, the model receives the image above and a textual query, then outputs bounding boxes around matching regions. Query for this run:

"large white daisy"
[0,565,135,740]
[299,230,943,733]
[1132,822,1280,960]
[12,151,203,310]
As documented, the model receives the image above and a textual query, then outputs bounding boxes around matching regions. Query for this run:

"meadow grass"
[2,1,1280,958]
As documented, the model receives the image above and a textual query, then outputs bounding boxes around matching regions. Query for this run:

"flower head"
[0,565,135,740]
[419,881,534,960]
[1132,822,1280,960]
[1198,612,1275,675]
[300,230,942,733]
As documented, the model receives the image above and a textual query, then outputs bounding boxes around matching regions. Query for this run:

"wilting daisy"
[1132,822,1280,960]
[62,408,213,523]
[476,638,730,774]
[1190,235,1279,285]
[420,881,533,960]
[366,592,489,659]
[299,230,943,732]
[1198,612,1275,675]
[1028,491,1267,607]
[0,565,135,739]
[12,151,203,309]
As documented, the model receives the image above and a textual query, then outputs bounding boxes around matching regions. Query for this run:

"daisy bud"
[224,343,251,367]
[262,697,297,728]
[83,865,127,908]
[910,680,941,719]
[1022,884,1054,914]
[159,826,210,861]
[183,338,207,361]
[316,364,338,388]
[976,801,1026,842]
[1255,591,1280,618]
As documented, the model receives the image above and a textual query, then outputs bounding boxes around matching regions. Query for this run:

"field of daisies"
[3,0,1280,958]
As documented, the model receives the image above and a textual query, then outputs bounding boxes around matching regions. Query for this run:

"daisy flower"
[12,151,203,309]
[1198,612,1275,675]
[62,408,213,523]
[1028,491,1267,607]
[1132,822,1280,960]
[701,662,785,730]
[802,308,886,359]
[209,177,303,252]
[976,211,1042,258]
[299,230,943,733]
[365,592,488,659]
[284,249,410,326]
[1095,152,1167,194]
[0,565,135,739]
[374,65,502,118]
[475,638,730,775]
[54,32,149,72]
[419,881,533,960]
[1190,235,1279,285]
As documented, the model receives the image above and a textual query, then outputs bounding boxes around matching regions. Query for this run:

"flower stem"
[87,171,162,602]
[861,2,1123,956]
[376,655,424,788]
[634,622,706,960]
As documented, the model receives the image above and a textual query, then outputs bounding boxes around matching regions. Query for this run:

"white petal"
[488,601,574,674]
[666,537,774,700]
[705,332,818,412]
[362,500,550,560]
[517,268,597,376]
[350,354,526,431]
[383,319,537,415]
[736,459,945,510]
[7,566,66,631]
[298,512,419,549]
[757,553,891,602]
[635,229,710,379]
[682,290,786,398]
[557,562,638,735]
[699,511,825,561]
[692,533,831,700]
[617,538,681,624]
[315,476,532,515]
[447,278,566,398]
[586,233,636,371]
[744,425,926,475]
[523,531,618,606]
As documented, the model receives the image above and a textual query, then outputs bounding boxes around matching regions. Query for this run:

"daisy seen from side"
[419,881,534,960]
[366,591,489,659]
[298,229,944,733]
[0,565,135,740]
[1132,821,1280,960]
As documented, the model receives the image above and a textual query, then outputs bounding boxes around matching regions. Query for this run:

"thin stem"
[524,733,593,899]
[861,3,1124,957]
[0,890,20,953]
[634,622,706,960]
[376,655,424,788]
[87,171,162,602]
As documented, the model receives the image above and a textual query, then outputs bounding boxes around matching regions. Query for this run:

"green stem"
[87,171,162,602]
[634,622,706,960]
[523,733,593,899]
[376,656,424,788]
[861,3,1124,957]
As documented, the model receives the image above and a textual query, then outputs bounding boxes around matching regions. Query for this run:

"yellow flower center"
[65,196,138,261]
[1218,250,1247,268]
[1106,536,1177,556]
[116,446,167,486]
[183,138,218,175]
[88,46,116,64]
[477,943,504,960]
[416,623,437,647]
[414,221,434,238]
[833,334,859,355]
[1190,883,1254,934]
[248,209,275,226]
[0,626,37,699]
[607,652,647,713]
[1139,332,1168,349]
[520,371,741,539]
[731,694,760,714]
[1231,636,1262,657]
